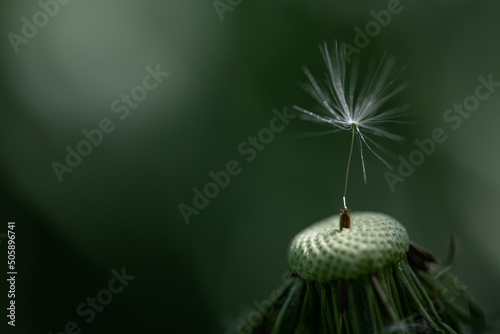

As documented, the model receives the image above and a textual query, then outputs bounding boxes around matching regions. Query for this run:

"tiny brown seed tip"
[340,208,351,230]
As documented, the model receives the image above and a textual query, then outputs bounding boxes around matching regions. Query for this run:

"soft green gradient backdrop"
[0,1,499,333]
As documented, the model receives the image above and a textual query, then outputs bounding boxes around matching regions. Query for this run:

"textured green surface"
[288,212,409,281]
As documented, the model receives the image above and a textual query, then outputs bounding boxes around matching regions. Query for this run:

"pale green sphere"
[288,212,409,282]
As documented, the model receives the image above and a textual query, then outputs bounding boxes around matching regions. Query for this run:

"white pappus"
[293,41,409,214]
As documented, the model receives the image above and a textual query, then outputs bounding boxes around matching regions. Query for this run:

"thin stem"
[343,125,355,210]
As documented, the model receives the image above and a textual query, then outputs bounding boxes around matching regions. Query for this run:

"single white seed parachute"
[293,41,409,183]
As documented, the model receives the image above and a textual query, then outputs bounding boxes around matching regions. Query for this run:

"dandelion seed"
[293,41,409,220]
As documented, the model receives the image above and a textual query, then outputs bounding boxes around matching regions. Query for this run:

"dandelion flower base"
[288,212,409,282]
[246,212,487,334]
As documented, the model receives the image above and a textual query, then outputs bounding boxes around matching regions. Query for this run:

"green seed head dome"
[288,212,409,282]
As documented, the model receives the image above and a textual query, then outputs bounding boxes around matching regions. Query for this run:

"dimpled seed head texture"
[239,211,487,334]
[288,212,409,282]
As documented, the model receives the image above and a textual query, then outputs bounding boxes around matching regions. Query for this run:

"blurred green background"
[1,0,499,333]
